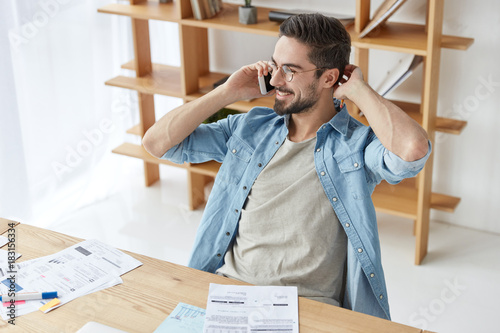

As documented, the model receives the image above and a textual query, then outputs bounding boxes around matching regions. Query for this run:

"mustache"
[276,87,294,94]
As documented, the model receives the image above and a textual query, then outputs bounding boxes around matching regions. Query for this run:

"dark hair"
[279,13,351,81]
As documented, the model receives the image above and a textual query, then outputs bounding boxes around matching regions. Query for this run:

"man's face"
[270,37,323,116]
[273,79,319,116]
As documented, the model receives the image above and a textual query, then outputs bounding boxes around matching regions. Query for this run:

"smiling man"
[142,13,430,320]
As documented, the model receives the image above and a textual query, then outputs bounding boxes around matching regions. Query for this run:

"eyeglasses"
[268,60,326,82]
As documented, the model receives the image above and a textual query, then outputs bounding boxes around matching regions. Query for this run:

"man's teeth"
[277,90,292,96]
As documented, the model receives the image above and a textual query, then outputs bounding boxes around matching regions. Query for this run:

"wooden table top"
[0,219,432,332]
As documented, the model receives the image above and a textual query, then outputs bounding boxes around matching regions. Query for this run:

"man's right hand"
[221,61,275,102]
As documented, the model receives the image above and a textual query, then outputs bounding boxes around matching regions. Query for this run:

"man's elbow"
[403,138,429,162]
[142,130,165,159]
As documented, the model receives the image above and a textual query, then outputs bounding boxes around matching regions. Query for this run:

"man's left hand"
[333,64,366,101]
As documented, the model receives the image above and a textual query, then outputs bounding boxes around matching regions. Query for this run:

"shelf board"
[112,62,251,104]
[127,124,142,136]
[349,100,467,135]
[97,2,180,22]
[348,23,474,55]
[105,63,183,97]
[372,179,461,219]
[112,142,220,177]
[181,4,280,37]
[441,35,474,51]
[99,3,473,54]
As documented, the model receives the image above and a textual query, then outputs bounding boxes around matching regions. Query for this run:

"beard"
[273,81,319,116]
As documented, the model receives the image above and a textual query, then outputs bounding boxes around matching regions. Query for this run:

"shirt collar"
[327,99,349,136]
[284,114,290,127]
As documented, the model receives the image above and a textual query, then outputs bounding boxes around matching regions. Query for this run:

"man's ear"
[322,68,340,89]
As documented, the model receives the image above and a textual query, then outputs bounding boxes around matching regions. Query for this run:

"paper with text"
[0,239,142,320]
[203,284,299,333]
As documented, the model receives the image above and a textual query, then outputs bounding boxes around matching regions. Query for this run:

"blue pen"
[0,291,58,302]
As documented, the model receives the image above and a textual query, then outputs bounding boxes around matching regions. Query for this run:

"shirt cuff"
[383,140,432,177]
[161,143,183,164]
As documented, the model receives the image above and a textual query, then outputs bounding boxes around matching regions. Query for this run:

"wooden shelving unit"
[98,0,472,264]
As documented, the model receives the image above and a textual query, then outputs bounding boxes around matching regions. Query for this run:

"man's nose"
[270,70,285,87]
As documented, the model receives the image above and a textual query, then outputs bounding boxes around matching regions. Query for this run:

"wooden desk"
[0,219,433,332]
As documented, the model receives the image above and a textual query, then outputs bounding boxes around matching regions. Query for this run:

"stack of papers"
[0,239,142,319]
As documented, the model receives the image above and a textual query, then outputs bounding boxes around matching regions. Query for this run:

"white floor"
[44,162,500,333]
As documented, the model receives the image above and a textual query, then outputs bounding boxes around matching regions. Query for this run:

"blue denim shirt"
[162,100,431,320]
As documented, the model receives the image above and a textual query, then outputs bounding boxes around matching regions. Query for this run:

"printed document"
[203,284,299,333]
[0,239,142,319]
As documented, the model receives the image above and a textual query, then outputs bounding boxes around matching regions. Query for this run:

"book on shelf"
[190,0,204,20]
[358,0,407,38]
[376,54,423,97]
[268,9,354,26]
[212,0,222,13]
[191,0,222,20]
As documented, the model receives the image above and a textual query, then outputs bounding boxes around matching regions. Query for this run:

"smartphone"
[258,74,274,95]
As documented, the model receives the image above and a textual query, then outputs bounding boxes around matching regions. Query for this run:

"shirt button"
[354,162,359,168]
[232,149,237,154]
[235,209,239,213]
[226,232,230,236]
[358,248,363,253]
[345,223,350,227]
[217,253,222,257]
[258,163,262,167]
[379,295,384,300]
[275,141,280,145]
[370,273,375,278]
[320,171,326,176]
[316,148,321,152]
[243,186,247,190]
[332,197,337,202]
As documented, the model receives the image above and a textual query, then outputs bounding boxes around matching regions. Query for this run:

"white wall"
[212,0,500,234]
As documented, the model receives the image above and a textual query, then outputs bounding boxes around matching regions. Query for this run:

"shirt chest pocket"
[216,136,254,186]
[337,152,371,199]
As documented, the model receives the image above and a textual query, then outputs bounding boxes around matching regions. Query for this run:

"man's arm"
[142,62,271,158]
[334,65,429,162]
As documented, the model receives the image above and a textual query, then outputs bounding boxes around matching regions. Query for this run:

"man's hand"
[332,64,429,162]
[333,64,366,101]
[222,61,275,101]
